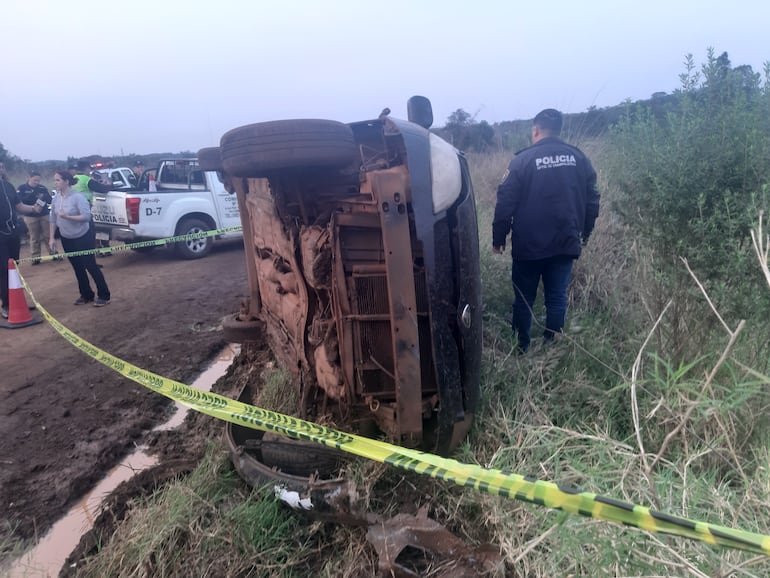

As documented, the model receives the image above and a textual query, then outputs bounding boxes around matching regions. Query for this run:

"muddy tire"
[222,314,263,343]
[220,119,359,177]
[175,218,212,259]
[197,147,223,172]
[260,433,349,477]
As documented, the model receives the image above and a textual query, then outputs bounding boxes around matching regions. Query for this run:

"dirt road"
[1,239,247,543]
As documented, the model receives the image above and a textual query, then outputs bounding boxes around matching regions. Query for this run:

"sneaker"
[74,297,93,305]
[1,307,7,319]
[31,258,41,265]
[93,298,110,307]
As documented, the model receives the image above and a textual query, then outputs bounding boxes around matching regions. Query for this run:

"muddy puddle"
[8,344,239,578]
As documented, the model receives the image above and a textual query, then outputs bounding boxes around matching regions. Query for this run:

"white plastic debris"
[274,486,313,510]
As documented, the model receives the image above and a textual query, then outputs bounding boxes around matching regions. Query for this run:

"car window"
[160,162,197,185]
[110,171,126,186]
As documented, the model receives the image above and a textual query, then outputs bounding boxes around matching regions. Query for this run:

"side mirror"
[407,95,433,129]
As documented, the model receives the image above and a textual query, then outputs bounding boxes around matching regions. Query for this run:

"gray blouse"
[49,191,91,239]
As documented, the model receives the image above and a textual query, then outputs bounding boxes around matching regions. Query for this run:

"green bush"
[605,50,770,357]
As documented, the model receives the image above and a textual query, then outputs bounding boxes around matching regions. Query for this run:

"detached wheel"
[197,146,223,172]
[260,433,349,477]
[222,314,263,343]
[220,119,359,177]
[175,218,212,259]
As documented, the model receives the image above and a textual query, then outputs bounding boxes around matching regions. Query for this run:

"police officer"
[17,170,53,264]
[1,162,43,318]
[492,108,600,353]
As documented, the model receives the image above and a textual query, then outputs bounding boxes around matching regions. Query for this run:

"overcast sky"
[2,0,768,162]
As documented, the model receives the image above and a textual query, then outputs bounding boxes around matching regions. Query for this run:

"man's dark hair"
[533,108,563,134]
[29,170,41,178]
[76,160,90,172]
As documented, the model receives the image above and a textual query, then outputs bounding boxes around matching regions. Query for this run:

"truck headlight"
[429,133,462,214]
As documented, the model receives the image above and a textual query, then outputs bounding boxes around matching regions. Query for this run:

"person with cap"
[492,108,600,353]
[17,170,53,265]
[73,160,113,205]
[73,160,113,256]
[132,159,145,180]
[0,162,44,318]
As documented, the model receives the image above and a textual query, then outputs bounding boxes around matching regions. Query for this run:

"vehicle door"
[91,190,130,231]
[205,171,240,229]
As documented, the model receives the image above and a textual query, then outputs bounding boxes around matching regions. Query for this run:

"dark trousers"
[0,233,21,308]
[511,255,574,352]
[61,232,110,301]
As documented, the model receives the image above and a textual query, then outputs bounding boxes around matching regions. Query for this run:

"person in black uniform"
[0,162,43,318]
[492,109,600,353]
[17,170,53,264]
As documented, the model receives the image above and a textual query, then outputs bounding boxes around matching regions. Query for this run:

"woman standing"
[48,169,111,306]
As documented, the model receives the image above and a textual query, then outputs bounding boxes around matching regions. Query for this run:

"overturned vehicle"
[201,97,481,483]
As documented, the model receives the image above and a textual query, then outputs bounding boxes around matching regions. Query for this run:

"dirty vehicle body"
[208,97,481,474]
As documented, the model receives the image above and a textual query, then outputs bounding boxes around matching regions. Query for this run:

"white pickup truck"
[91,158,241,259]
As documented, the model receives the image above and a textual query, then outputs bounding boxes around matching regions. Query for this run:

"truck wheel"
[220,119,359,177]
[259,433,350,477]
[222,314,263,343]
[175,218,212,259]
[197,146,223,172]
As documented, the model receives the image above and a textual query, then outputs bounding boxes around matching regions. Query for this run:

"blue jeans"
[511,256,574,352]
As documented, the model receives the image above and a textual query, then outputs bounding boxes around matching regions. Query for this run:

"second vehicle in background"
[90,158,241,259]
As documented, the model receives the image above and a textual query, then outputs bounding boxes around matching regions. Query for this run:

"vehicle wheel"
[220,119,359,177]
[222,314,263,343]
[197,146,223,172]
[175,218,212,259]
[226,383,352,493]
[259,432,350,477]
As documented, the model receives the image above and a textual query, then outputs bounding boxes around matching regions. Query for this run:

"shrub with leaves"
[605,50,770,356]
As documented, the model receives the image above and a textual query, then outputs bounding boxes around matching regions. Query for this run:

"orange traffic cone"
[1,259,43,329]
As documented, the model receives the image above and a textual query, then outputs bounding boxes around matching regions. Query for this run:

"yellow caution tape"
[16,226,243,264]
[18,275,770,557]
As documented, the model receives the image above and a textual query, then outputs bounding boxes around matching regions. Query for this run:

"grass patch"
[71,448,319,577]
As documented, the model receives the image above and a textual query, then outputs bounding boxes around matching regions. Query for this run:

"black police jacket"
[17,183,52,217]
[492,136,600,261]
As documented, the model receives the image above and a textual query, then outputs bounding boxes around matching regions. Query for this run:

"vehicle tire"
[175,218,212,259]
[220,119,359,177]
[222,313,263,343]
[259,432,350,477]
[197,146,223,172]
[228,425,353,508]
[226,383,352,493]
